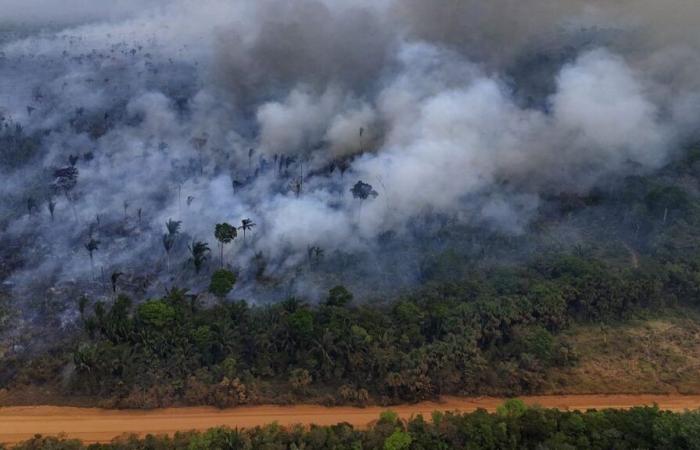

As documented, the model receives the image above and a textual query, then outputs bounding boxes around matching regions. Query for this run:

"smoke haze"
[1,0,700,313]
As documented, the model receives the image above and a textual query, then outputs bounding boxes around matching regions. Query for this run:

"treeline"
[9,402,700,450]
[43,252,697,408]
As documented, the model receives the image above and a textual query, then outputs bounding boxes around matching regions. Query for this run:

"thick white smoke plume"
[1,0,699,306]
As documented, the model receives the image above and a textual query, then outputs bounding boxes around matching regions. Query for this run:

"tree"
[52,166,79,221]
[350,180,378,200]
[289,368,312,393]
[47,197,56,221]
[214,223,237,267]
[239,218,256,243]
[85,238,99,277]
[188,240,210,274]
[110,271,123,296]
[350,180,378,219]
[162,219,181,271]
[209,269,237,299]
[497,398,528,418]
[166,218,181,235]
[327,285,352,307]
[138,300,176,328]
[384,430,412,450]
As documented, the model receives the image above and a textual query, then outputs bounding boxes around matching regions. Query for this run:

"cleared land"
[2,395,700,445]
[546,312,700,394]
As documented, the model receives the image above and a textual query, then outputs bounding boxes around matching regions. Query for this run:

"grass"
[545,308,700,394]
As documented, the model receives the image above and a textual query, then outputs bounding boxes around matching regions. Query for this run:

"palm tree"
[110,271,123,297]
[53,166,79,221]
[85,238,100,278]
[47,197,56,221]
[166,218,181,235]
[239,218,256,243]
[214,223,237,267]
[188,240,210,274]
[162,219,181,271]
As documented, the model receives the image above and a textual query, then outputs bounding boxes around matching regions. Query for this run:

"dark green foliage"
[64,248,700,408]
[209,269,237,298]
[326,285,353,307]
[214,222,237,266]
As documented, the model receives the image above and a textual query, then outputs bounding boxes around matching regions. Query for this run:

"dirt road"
[2,394,700,444]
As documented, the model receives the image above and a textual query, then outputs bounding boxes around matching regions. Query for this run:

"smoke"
[1,0,700,312]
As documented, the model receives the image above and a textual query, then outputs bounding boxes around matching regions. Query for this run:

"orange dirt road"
[2,395,700,445]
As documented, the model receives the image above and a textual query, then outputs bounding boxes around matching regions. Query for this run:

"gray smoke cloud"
[1,0,700,310]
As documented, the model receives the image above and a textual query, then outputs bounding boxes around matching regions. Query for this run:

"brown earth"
[2,394,700,445]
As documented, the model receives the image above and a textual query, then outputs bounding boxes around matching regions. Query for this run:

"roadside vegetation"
[7,402,700,449]
[5,248,700,408]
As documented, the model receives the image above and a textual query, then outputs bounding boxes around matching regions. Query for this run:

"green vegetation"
[7,249,699,408]
[9,405,700,449]
[209,270,237,299]
[6,148,700,409]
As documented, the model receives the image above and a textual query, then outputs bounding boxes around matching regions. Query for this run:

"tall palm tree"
[110,271,123,298]
[166,218,181,235]
[239,218,256,243]
[162,219,181,271]
[47,197,56,221]
[85,238,100,278]
[188,240,210,274]
[53,166,79,221]
[214,223,237,267]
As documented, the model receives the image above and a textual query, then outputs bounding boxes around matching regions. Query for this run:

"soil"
[2,394,700,444]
